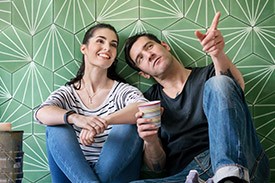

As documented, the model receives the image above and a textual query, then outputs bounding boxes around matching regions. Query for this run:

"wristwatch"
[64,110,76,125]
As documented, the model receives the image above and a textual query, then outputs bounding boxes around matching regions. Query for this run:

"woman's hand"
[70,113,108,134]
[79,128,96,146]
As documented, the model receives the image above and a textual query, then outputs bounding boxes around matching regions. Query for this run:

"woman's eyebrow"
[96,35,118,44]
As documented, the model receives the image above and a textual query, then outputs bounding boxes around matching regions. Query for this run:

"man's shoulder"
[145,83,160,92]
[187,63,215,80]
[143,83,161,100]
[187,63,214,71]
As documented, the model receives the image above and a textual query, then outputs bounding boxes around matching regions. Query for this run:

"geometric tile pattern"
[33,25,74,72]
[0,0,274,182]
[0,1,11,31]
[54,0,95,33]
[0,26,32,73]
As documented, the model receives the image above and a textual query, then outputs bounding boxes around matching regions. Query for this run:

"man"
[124,12,270,183]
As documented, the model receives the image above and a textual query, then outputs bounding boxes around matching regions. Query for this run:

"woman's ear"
[80,44,86,54]
[138,71,151,79]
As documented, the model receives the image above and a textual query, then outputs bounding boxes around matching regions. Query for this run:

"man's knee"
[203,75,244,112]
[205,75,236,94]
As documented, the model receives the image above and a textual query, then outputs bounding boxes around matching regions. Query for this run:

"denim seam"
[250,149,265,181]
[109,139,140,181]
[100,129,142,182]
[194,156,212,178]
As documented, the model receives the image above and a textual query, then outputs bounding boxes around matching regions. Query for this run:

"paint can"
[0,131,24,183]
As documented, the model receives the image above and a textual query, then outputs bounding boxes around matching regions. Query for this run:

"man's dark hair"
[124,33,161,71]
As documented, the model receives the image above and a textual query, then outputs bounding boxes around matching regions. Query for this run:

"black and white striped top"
[35,81,148,163]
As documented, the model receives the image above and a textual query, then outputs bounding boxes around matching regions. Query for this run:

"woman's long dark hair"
[66,23,125,89]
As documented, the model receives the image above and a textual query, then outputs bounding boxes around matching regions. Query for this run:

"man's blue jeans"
[132,75,270,183]
[46,124,143,183]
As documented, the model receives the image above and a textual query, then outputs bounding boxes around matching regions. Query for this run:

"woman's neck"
[82,65,111,90]
[82,75,111,91]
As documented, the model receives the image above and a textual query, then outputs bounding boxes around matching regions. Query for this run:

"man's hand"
[135,111,166,172]
[135,111,160,143]
[195,12,225,58]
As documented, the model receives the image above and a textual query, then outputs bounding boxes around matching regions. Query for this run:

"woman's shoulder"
[50,84,74,96]
[115,81,142,92]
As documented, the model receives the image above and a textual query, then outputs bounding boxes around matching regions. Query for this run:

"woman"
[35,23,148,183]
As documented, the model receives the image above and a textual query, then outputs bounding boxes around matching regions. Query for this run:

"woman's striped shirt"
[35,81,147,163]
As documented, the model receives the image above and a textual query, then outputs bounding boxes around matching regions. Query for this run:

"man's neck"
[156,61,191,98]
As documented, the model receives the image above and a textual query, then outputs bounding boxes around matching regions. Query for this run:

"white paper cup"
[138,100,161,127]
[0,122,12,131]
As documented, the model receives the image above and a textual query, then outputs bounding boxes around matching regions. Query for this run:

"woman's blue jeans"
[46,124,143,183]
[132,75,270,183]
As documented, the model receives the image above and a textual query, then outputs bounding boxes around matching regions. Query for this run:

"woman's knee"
[46,125,76,145]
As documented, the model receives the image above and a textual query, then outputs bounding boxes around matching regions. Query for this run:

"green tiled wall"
[0,0,274,182]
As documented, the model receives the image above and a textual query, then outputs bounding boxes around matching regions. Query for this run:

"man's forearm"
[212,52,245,90]
[143,140,166,172]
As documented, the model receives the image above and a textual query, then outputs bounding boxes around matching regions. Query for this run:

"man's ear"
[138,71,151,79]
[161,41,170,51]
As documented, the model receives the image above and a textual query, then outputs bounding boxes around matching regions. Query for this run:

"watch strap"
[64,110,76,125]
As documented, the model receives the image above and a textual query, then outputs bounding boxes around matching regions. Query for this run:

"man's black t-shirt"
[144,64,215,175]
